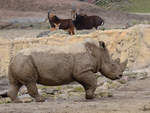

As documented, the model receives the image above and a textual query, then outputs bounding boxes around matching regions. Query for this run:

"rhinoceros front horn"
[120,59,128,71]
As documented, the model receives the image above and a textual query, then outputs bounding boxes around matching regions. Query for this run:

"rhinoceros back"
[19,38,99,55]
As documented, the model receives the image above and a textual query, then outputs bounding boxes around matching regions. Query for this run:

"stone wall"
[0,24,150,76]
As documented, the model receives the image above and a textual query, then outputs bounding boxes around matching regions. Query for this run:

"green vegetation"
[96,0,150,13]
[126,0,150,13]
[71,86,84,92]
[96,0,112,8]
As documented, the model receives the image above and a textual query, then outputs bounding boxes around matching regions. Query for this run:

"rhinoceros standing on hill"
[0,38,127,103]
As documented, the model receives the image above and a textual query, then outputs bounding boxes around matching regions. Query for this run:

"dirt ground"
[0,1,150,112]
[0,76,150,113]
[0,29,46,39]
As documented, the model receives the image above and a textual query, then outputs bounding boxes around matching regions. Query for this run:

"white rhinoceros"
[0,38,127,102]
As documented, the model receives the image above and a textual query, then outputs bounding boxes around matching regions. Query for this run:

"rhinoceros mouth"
[115,74,123,79]
[110,74,123,80]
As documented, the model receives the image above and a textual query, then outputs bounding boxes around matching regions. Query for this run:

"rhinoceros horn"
[120,59,128,71]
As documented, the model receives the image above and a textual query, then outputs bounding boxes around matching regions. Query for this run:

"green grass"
[96,0,112,8]
[96,0,150,13]
[126,0,150,13]
[71,86,84,92]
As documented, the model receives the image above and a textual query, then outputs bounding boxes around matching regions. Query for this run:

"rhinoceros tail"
[29,55,40,78]
[0,90,8,98]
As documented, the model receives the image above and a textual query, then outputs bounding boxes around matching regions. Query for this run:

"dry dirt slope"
[0,24,150,76]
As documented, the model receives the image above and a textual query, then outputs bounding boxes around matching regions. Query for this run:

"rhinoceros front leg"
[74,71,97,99]
[25,82,45,102]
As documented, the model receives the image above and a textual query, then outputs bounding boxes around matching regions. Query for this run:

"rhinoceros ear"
[115,58,120,64]
[99,41,106,49]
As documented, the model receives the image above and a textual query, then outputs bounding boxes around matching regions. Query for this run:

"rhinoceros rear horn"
[99,41,106,49]
[120,59,128,71]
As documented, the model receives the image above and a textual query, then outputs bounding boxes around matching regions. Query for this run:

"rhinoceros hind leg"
[74,71,97,99]
[26,82,45,102]
[7,83,22,103]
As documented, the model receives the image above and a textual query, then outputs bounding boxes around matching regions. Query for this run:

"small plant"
[71,86,84,92]
[99,26,105,30]
[130,19,140,26]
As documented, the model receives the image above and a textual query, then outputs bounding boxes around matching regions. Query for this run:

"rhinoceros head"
[98,41,128,80]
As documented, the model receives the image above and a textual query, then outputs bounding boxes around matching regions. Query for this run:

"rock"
[22,97,33,103]
[142,104,150,111]
[42,89,60,95]
[19,94,30,98]
[124,72,138,80]
[58,94,69,100]
[36,31,50,38]
[109,81,121,89]
[137,72,148,80]
[97,76,108,86]
[0,98,11,104]
[68,92,83,97]
[118,79,127,84]
[121,76,129,82]
[18,86,27,96]
[124,71,148,81]
[0,22,13,29]
[97,90,113,98]
[0,77,9,90]
[100,82,111,90]
[68,86,84,93]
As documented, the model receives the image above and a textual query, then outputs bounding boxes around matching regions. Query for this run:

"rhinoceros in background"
[0,38,128,103]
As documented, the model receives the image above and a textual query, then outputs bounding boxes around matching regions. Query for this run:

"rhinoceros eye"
[111,63,117,71]
[111,63,115,67]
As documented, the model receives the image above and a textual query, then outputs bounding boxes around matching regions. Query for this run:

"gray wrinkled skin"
[7,38,128,103]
